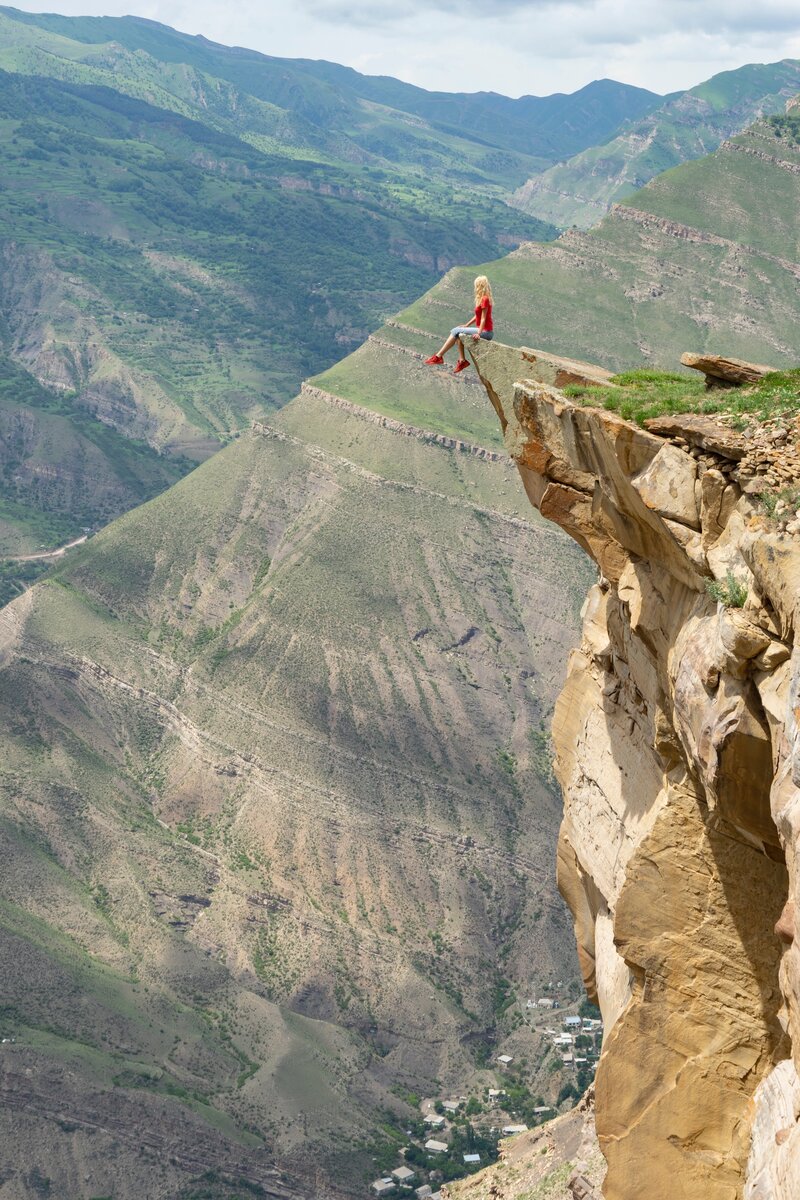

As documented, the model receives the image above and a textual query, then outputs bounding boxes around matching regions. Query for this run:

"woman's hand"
[472,333,481,342]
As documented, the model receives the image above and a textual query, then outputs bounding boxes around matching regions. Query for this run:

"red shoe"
[453,359,470,374]
[425,354,444,365]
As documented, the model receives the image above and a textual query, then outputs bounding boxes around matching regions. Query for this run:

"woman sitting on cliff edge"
[425,275,494,374]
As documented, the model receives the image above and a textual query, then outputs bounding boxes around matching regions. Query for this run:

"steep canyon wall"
[472,340,800,1199]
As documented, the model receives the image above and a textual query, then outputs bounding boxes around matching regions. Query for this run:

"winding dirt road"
[3,534,88,563]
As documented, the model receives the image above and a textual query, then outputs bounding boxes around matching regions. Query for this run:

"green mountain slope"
[0,353,190,595]
[327,111,799,398]
[2,4,662,566]
[0,392,593,1196]
[510,59,800,230]
[0,56,555,566]
[0,66,542,442]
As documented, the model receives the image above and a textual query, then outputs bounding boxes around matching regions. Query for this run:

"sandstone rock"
[469,339,613,438]
[602,784,786,1199]
[743,533,800,640]
[475,343,800,1200]
[706,509,755,588]
[700,469,740,549]
[539,482,628,582]
[776,901,796,945]
[669,614,779,848]
[644,412,748,459]
[631,442,700,528]
[718,609,772,661]
[680,351,776,389]
[744,1060,800,1200]
[754,641,792,672]
[662,518,707,570]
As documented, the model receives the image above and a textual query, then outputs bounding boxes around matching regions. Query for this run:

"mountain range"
[1,6,797,582]
[0,10,799,1197]
[0,93,798,1198]
[0,5,667,572]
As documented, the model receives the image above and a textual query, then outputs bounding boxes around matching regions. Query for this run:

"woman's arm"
[472,310,486,340]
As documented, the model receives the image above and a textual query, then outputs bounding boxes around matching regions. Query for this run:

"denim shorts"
[451,327,494,339]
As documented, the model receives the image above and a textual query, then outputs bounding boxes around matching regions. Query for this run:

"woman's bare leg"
[455,336,467,362]
[437,332,458,357]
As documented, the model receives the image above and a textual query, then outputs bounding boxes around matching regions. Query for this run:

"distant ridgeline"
[510,58,800,230]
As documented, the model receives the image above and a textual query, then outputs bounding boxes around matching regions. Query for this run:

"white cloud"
[5,0,800,96]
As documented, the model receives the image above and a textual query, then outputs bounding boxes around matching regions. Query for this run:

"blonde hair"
[474,275,492,302]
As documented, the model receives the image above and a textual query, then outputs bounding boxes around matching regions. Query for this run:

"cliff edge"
[471,340,800,1199]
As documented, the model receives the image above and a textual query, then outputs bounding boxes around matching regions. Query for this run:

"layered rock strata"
[472,340,800,1200]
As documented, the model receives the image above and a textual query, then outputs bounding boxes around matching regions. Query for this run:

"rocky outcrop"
[472,339,800,1199]
[444,1089,603,1200]
[680,352,776,390]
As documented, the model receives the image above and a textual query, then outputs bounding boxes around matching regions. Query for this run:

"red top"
[475,296,493,332]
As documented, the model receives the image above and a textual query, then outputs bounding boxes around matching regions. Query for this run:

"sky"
[7,0,800,97]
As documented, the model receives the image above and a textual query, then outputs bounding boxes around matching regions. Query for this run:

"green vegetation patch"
[706,570,748,608]
[768,112,800,146]
[563,368,800,427]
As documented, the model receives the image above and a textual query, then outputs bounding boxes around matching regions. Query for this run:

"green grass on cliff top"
[563,368,800,427]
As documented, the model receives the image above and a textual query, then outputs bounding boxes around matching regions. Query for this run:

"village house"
[442,1100,459,1113]
[502,1124,529,1136]
[424,1114,446,1129]
[424,1139,448,1154]
[463,1153,481,1165]
[415,1186,432,1199]
[564,1015,581,1030]
[496,1054,514,1067]
[392,1166,417,1185]
[371,1178,395,1197]
[537,997,555,1009]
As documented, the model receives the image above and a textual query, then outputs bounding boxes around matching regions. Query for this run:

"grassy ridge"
[561,367,800,426]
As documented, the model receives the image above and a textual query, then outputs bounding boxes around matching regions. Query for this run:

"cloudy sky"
[8,0,800,96]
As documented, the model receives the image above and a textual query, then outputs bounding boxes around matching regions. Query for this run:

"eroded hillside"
[470,339,800,1199]
[0,385,593,1198]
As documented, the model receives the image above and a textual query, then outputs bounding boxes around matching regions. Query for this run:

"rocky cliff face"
[473,340,800,1199]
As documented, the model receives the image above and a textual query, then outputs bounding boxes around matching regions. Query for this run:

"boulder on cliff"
[680,351,776,390]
